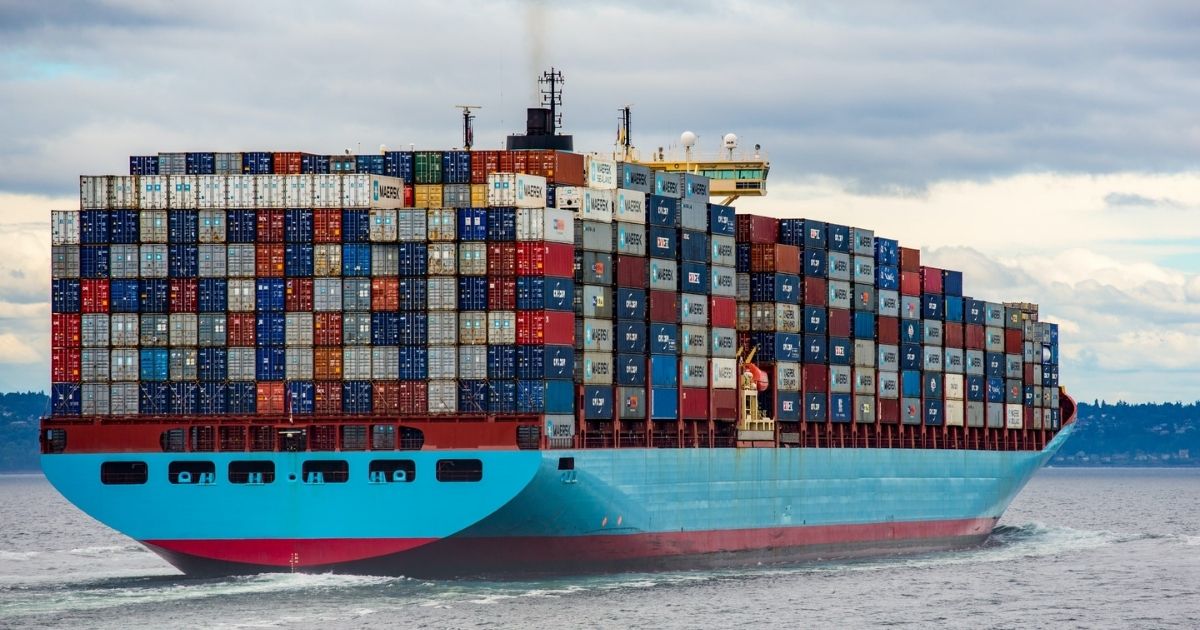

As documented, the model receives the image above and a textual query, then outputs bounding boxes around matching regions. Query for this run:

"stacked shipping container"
[50,149,1062,448]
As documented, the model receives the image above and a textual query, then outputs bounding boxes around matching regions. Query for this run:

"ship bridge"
[637,147,770,206]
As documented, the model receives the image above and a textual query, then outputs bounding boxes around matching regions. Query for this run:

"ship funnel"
[507,68,574,151]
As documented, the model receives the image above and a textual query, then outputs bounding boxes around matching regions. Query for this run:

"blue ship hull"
[41,425,1073,577]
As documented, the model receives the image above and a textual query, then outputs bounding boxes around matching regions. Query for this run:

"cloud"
[1103,192,1189,209]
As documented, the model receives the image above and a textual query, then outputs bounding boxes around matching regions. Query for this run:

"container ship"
[40,73,1074,577]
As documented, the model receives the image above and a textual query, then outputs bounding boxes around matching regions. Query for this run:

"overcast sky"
[1,0,1198,403]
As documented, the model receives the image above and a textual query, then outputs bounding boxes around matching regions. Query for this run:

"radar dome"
[723,133,738,149]
[680,131,697,148]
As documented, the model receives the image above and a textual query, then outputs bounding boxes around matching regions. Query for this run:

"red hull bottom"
[143,517,998,579]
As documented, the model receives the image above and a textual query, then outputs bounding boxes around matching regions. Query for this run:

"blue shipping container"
[80,245,110,278]
[651,387,679,420]
[109,279,139,313]
[256,313,285,346]
[52,280,80,313]
[943,270,963,297]
[922,293,944,320]
[355,155,385,175]
[168,210,198,244]
[582,386,615,420]
[198,278,227,312]
[302,154,330,175]
[828,336,853,366]
[516,345,574,379]
[199,382,227,414]
[616,322,647,354]
[139,383,169,415]
[708,204,735,236]
[457,208,488,241]
[826,224,850,253]
[804,335,828,363]
[924,399,944,426]
[876,265,899,290]
[902,371,922,398]
[285,209,314,243]
[749,273,801,304]
[342,381,372,414]
[371,312,400,346]
[830,393,853,422]
[853,311,875,339]
[342,244,371,276]
[805,393,827,422]
[398,345,428,380]
[342,210,370,243]
[286,381,314,415]
[874,237,899,265]
[139,279,168,313]
[397,277,427,309]
[458,276,488,311]
[649,355,678,387]
[615,288,647,320]
[185,152,215,175]
[736,243,751,273]
[804,307,828,335]
[944,296,964,322]
[647,226,677,259]
[80,210,109,243]
[198,347,226,382]
[488,381,516,414]
[168,244,198,278]
[679,230,708,263]
[242,152,273,174]
[751,332,801,362]
[649,323,679,354]
[516,276,573,311]
[397,312,427,345]
[110,210,139,243]
[647,195,679,227]
[777,219,803,247]
[139,348,168,381]
[384,151,414,182]
[487,207,517,241]
[226,209,257,242]
[901,343,921,370]
[256,279,285,312]
[227,382,256,413]
[168,382,199,415]
[487,345,516,380]
[615,353,647,386]
[458,380,489,413]
[255,347,285,381]
[129,155,159,176]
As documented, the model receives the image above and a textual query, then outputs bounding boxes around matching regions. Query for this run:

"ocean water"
[1,468,1197,629]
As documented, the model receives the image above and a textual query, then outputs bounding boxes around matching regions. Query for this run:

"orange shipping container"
[373,381,401,414]
[273,152,303,174]
[313,312,343,346]
[256,243,285,277]
[227,313,256,345]
[313,348,343,381]
[313,209,342,242]
[256,209,284,242]
[371,277,399,311]
[750,243,801,274]
[470,150,501,184]
[257,382,284,415]
[314,381,341,414]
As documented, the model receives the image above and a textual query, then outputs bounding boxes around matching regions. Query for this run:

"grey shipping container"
[679,198,707,231]
[775,362,800,391]
[965,349,985,376]
[443,184,471,208]
[854,395,877,423]
[342,278,371,311]
[141,244,168,277]
[342,346,372,380]
[198,313,227,346]
[169,313,198,346]
[967,401,985,428]
[827,252,851,281]
[169,347,197,381]
[944,348,965,373]
[105,244,136,278]
[613,222,646,256]
[427,380,457,414]
[427,209,457,241]
[428,312,458,344]
[878,370,899,399]
[488,311,516,345]
[576,220,613,253]
[111,314,139,346]
[51,245,80,279]
[680,356,708,388]
[710,265,737,297]
[877,344,899,371]
[139,314,168,346]
[285,312,313,346]
[343,313,371,345]
[828,280,851,309]
[397,209,427,241]
[854,368,876,395]
[427,277,456,310]
[854,340,875,368]
[902,397,922,425]
[369,208,398,242]
[680,293,708,326]
[458,243,487,276]
[198,210,226,243]
[459,311,487,345]
[649,258,677,291]
[314,244,341,276]
[227,347,255,381]
[110,382,139,415]
[226,244,256,277]
[576,285,613,319]
[198,244,227,277]
[228,279,256,311]
[110,348,138,381]
[82,382,110,415]
[924,320,943,346]
[81,314,109,347]
[140,211,167,243]
[877,290,899,317]
[52,210,80,246]
[710,327,737,358]
[681,325,709,357]
[286,346,314,380]
[985,327,1004,352]
[901,295,921,320]
[710,235,736,267]
[578,318,614,352]
[371,244,399,276]
[313,278,341,311]
[427,243,457,275]
[580,352,614,385]
[459,345,487,380]
[427,346,457,379]
[830,365,852,393]
[922,345,942,371]
[617,387,646,420]
[81,348,110,382]
[736,273,750,302]
[986,402,1005,428]
[578,251,614,285]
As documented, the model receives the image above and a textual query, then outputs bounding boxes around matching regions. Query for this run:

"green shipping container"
[414,151,443,184]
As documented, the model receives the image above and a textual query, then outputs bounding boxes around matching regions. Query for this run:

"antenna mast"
[455,105,481,150]
[617,105,633,161]
[539,68,564,133]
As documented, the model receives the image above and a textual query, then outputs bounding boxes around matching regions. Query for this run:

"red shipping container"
[80,279,109,314]
[314,381,341,414]
[256,209,284,242]
[313,347,343,381]
[487,243,516,276]
[471,150,500,184]
[516,310,574,345]
[286,278,314,311]
[710,296,737,328]
[403,185,414,208]
[313,312,342,346]
[803,364,829,392]
[749,243,801,274]
[735,214,779,244]
[1024,363,1035,383]
[499,150,528,173]
[257,382,284,415]
[879,399,900,424]
[964,324,985,350]
[803,277,827,307]
[398,380,428,415]
[877,316,900,345]
[370,277,399,311]
[1005,328,1023,353]
[711,389,737,421]
[920,266,943,294]
[487,277,516,310]
[52,347,81,382]
[52,313,81,348]
[828,308,851,338]
[616,255,648,289]
[373,381,401,414]
[169,278,197,312]
[737,331,752,353]
[256,243,285,277]
[273,152,303,174]
[227,313,257,346]
[681,387,709,420]
[899,271,921,296]
[515,241,573,277]
[648,290,679,323]
[899,247,920,272]
[526,150,585,185]
[944,322,965,348]
[313,209,342,243]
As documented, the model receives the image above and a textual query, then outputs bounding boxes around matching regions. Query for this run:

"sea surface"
[0,468,1197,629]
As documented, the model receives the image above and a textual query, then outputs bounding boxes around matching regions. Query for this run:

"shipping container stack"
[48,148,1059,452]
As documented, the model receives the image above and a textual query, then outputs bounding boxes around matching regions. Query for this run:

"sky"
[1,0,1197,403]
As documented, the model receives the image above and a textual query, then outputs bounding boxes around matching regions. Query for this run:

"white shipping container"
[426,277,456,310]
[312,174,341,207]
[52,210,80,245]
[225,175,255,208]
[586,156,618,189]
[140,210,168,243]
[681,325,709,357]
[198,244,227,277]
[313,277,342,311]
[168,175,198,209]
[109,176,137,209]
[427,346,457,379]
[169,313,198,346]
[110,383,138,415]
[139,176,169,210]
[427,379,458,414]
[342,313,371,345]
[81,314,109,347]
[458,345,487,380]
[169,347,197,381]
[110,313,139,346]
[255,175,285,208]
[314,244,341,277]
[139,314,168,346]
[228,278,256,311]
[428,312,457,345]
[110,348,138,381]
[459,311,487,345]
[285,312,313,347]
[555,186,582,209]
[343,174,404,209]
[81,348,109,382]
[81,383,110,416]
[196,175,227,209]
[427,243,457,275]
[681,356,709,388]
[284,175,314,208]
[226,244,255,277]
[581,352,614,385]
[710,358,738,389]
[369,208,398,242]
[487,173,548,208]
[458,243,487,276]
[140,244,167,278]
[580,188,615,223]
[615,189,646,224]
[1005,404,1024,429]
[227,347,256,381]
[426,208,457,241]
[198,210,226,243]
[775,362,800,391]
[396,209,427,242]
[945,374,965,400]
[579,318,613,352]
[343,346,372,380]
[515,207,574,243]
[286,346,314,380]
[488,311,516,345]
[946,399,966,427]
[80,176,109,209]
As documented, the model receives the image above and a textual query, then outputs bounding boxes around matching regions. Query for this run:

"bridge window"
[100,461,148,485]
[229,460,275,484]
[169,461,216,484]
[436,459,483,482]
[368,459,415,483]
[399,426,424,450]
[302,460,349,484]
